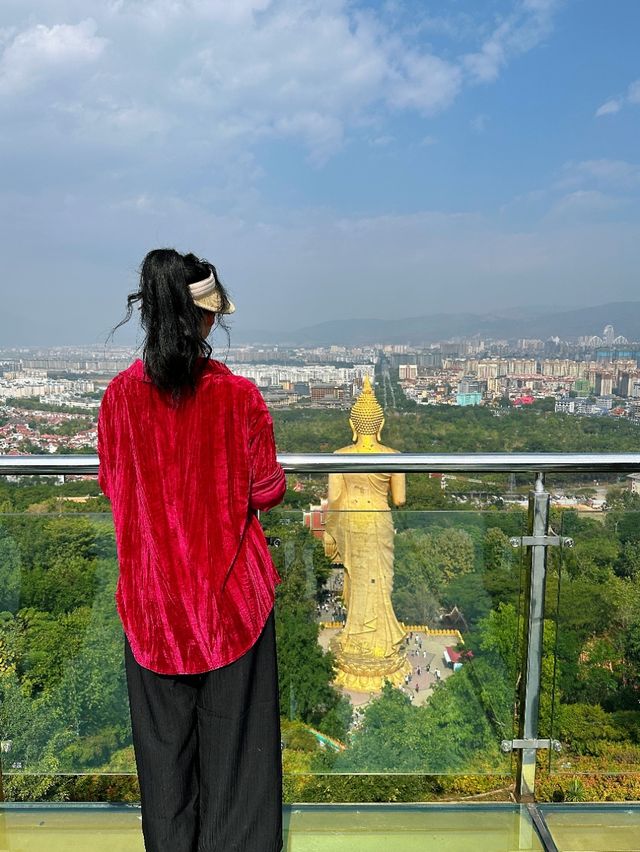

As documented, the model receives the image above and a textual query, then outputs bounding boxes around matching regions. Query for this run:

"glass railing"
[264,509,524,783]
[0,512,134,777]
[1,452,640,808]
[543,507,640,800]
[0,508,523,784]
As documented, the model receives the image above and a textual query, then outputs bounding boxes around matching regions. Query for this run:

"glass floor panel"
[540,805,640,852]
[0,804,543,852]
[285,805,543,851]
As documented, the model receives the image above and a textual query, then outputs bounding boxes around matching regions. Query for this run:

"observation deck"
[1,453,640,851]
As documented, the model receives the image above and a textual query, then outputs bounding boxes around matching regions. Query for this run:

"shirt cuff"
[251,466,286,511]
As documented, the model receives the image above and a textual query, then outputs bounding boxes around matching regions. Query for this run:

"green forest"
[273,399,640,455]
[1,405,640,802]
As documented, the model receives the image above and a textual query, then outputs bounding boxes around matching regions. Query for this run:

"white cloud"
[272,112,345,164]
[559,159,640,191]
[369,134,395,147]
[500,157,640,223]
[1,0,595,345]
[0,19,106,96]
[595,78,640,118]
[463,0,560,84]
[118,0,274,29]
[51,97,172,141]
[388,51,461,114]
[3,186,638,341]
[595,98,622,118]
[548,189,626,220]
[0,0,562,163]
[628,80,640,104]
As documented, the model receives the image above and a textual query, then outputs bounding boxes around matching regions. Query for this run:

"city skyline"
[1,1,639,345]
[4,333,640,456]
[2,299,639,350]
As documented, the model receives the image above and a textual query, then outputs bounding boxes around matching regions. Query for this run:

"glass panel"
[285,805,544,852]
[0,498,526,791]
[546,508,640,795]
[264,508,526,780]
[0,803,545,852]
[0,510,135,776]
[541,804,640,852]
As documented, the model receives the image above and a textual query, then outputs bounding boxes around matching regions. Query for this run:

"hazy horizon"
[2,297,639,349]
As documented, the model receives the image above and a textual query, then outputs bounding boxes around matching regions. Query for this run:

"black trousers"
[124,610,283,852]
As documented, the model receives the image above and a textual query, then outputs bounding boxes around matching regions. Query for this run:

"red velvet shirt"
[97,357,286,674]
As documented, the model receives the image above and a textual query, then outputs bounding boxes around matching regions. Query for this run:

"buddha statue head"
[349,375,385,443]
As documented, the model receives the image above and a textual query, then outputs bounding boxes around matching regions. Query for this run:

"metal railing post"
[516,472,550,802]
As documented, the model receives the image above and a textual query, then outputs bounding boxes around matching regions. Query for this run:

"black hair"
[109,248,232,402]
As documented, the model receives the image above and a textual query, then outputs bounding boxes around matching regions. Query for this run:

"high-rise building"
[517,339,544,351]
[458,377,483,395]
[477,360,504,379]
[456,376,484,406]
[540,359,581,378]
[398,364,418,381]
[507,358,538,375]
[416,352,442,368]
[595,372,614,397]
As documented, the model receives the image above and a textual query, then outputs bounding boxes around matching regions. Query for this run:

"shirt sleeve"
[248,388,286,512]
[97,389,112,500]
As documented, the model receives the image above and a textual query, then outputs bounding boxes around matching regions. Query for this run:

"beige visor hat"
[188,270,235,314]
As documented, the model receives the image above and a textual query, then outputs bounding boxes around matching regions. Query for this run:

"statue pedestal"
[330,635,412,693]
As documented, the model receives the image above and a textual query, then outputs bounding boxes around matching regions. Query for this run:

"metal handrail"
[2,452,640,475]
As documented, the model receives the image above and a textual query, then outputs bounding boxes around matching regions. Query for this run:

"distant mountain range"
[236,301,640,347]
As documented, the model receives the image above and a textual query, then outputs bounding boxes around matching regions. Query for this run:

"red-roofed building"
[444,646,473,671]
[303,498,328,540]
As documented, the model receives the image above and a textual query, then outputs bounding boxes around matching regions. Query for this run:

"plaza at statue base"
[317,620,457,708]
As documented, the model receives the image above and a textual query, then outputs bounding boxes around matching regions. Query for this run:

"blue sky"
[0,0,639,344]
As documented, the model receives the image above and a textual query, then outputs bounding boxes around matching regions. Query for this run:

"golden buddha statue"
[324,376,411,693]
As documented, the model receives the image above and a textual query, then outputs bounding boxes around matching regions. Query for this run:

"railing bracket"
[501,738,562,753]
[510,536,574,548]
